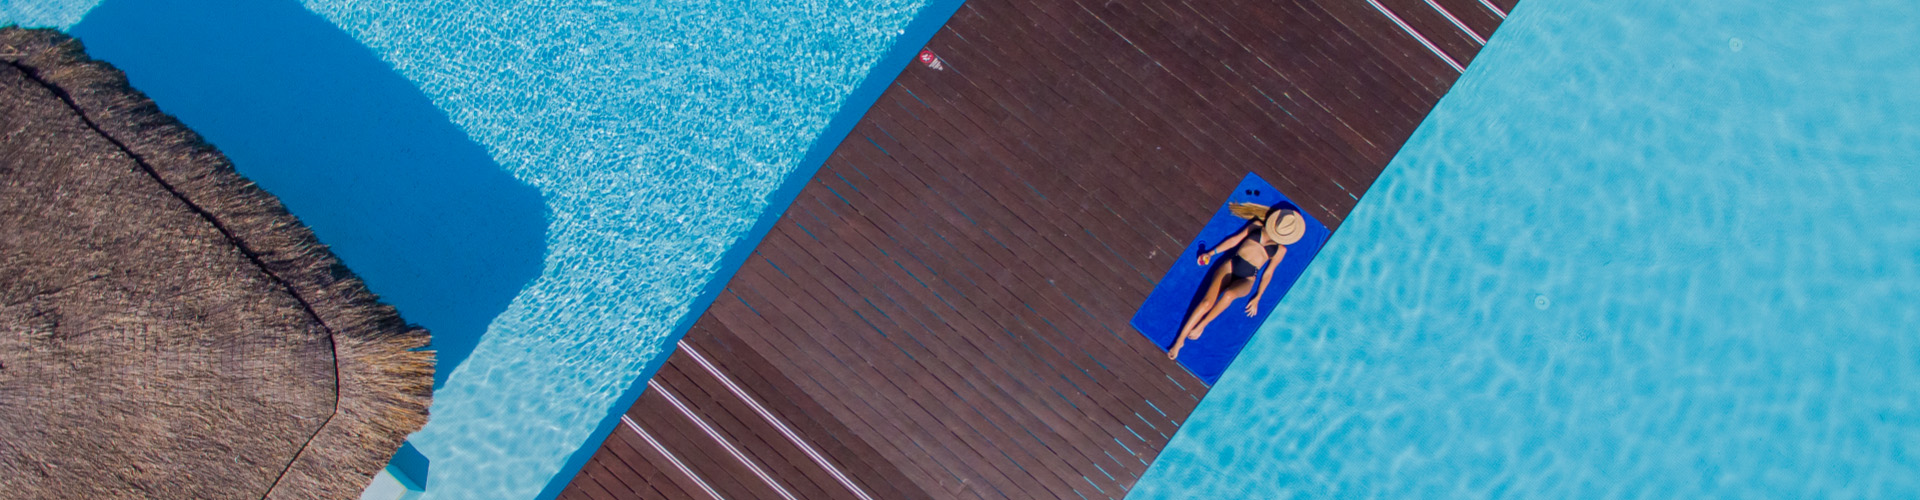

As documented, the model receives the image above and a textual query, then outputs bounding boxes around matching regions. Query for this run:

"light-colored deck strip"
[621,414,725,500]
[1368,0,1466,72]
[679,340,879,500]
[650,380,802,500]
[1422,0,1488,44]
[1478,0,1510,18]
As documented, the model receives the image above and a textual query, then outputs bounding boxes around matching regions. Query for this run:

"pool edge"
[529,2,968,498]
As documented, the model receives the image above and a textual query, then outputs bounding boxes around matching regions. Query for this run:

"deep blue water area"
[71,0,547,389]
[20,0,943,496]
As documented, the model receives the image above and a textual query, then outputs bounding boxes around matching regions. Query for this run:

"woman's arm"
[1246,246,1287,316]
[1198,225,1253,266]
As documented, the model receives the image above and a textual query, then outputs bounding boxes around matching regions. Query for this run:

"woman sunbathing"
[1169,203,1306,360]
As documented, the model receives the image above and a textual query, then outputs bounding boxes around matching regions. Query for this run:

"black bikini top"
[1249,220,1281,251]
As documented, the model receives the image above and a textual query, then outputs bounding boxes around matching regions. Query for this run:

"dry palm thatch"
[0,27,432,499]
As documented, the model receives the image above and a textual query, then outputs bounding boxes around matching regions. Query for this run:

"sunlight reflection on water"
[1135,0,1920,497]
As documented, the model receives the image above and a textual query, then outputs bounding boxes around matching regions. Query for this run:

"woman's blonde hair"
[1228,202,1271,221]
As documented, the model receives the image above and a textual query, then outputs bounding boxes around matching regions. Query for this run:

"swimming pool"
[1133,0,1920,497]
[9,0,940,498]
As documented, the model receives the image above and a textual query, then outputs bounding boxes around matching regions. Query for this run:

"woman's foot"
[1168,337,1185,360]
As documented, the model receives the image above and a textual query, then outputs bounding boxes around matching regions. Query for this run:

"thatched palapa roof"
[0,28,432,499]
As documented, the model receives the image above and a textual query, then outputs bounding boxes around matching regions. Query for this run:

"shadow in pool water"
[73,0,548,389]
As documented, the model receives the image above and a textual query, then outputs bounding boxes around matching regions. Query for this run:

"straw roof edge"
[2,27,433,499]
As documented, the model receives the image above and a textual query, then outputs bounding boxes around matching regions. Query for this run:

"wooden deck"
[561,0,1515,498]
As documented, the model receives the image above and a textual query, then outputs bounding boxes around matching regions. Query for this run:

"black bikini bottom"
[1230,257,1258,279]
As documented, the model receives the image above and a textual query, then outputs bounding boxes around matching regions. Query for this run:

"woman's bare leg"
[1187,279,1253,341]
[1178,264,1235,340]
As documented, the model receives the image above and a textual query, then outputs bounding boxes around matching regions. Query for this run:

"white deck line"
[651,380,802,500]
[1477,0,1509,18]
[1421,0,1488,44]
[1367,0,1466,72]
[622,415,726,500]
[679,341,879,500]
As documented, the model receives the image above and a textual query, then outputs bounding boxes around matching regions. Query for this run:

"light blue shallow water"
[1134,0,1920,497]
[8,1,929,498]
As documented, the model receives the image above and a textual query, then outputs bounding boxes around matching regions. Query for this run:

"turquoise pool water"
[1133,0,1920,497]
[8,0,939,498]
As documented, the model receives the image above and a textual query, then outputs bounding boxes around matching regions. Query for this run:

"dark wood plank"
[766,192,1137,492]
[607,415,707,499]
[579,446,652,498]
[685,317,937,500]
[1434,0,1505,39]
[560,0,1516,498]
[653,353,849,500]
[1492,0,1520,16]
[627,389,788,500]
[1378,0,1483,66]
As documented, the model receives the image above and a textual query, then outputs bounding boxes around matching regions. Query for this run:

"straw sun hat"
[1263,209,1306,246]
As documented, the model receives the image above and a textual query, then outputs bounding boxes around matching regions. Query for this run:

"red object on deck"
[917,49,944,70]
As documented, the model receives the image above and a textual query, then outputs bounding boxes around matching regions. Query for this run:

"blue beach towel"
[1130,173,1329,385]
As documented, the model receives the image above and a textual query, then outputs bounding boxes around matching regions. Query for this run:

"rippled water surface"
[9,1,928,498]
[1133,0,1920,498]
